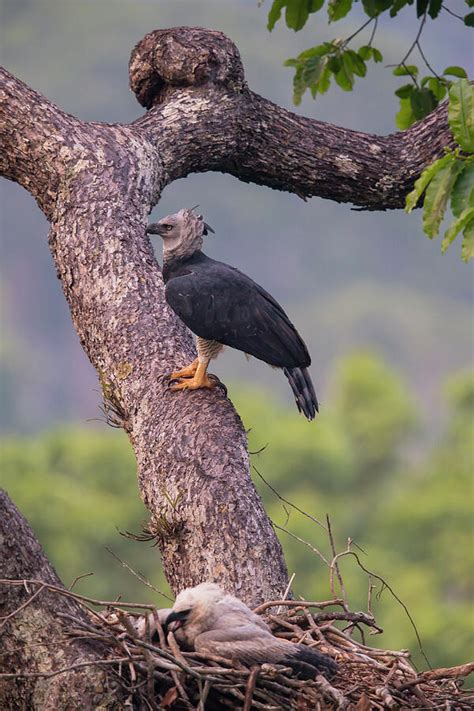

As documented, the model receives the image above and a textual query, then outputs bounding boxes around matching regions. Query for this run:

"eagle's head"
[147,208,214,260]
[163,582,225,645]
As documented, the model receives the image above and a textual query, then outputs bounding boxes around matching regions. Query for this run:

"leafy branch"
[265,0,472,123]
[405,79,474,261]
[263,0,472,261]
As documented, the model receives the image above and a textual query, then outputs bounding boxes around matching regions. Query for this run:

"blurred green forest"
[3,353,473,670]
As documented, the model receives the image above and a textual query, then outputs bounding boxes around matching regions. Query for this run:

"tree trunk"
[0,491,127,709]
[0,25,455,609]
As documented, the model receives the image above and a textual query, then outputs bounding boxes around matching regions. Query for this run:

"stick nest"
[61,594,473,710]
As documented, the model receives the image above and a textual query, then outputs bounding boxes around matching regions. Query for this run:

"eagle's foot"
[169,358,199,380]
[169,372,216,391]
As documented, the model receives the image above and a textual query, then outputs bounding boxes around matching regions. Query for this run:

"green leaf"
[268,0,286,30]
[372,47,383,62]
[285,0,317,30]
[441,206,474,253]
[416,0,429,16]
[334,54,354,91]
[428,0,442,18]
[464,11,474,25]
[461,216,474,262]
[361,0,379,16]
[358,45,372,60]
[346,50,367,77]
[294,42,335,61]
[410,87,438,121]
[362,0,392,14]
[302,55,326,85]
[396,97,416,130]
[448,79,474,152]
[443,66,468,79]
[393,64,418,77]
[328,0,353,20]
[395,84,415,99]
[427,77,447,102]
[317,63,332,94]
[422,157,464,238]
[451,159,474,217]
[292,65,306,105]
[390,0,412,16]
[405,152,455,213]
[328,55,342,74]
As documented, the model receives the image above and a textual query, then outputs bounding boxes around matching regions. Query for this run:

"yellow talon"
[169,359,216,391]
[170,358,199,380]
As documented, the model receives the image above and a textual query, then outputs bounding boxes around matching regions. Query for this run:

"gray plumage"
[147,209,318,420]
[163,583,337,679]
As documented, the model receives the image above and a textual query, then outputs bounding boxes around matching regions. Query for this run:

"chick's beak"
[163,608,190,634]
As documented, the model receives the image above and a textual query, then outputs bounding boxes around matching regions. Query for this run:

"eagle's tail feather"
[282,644,338,679]
[283,367,318,421]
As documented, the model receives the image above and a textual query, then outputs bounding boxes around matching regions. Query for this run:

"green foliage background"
[3,353,473,670]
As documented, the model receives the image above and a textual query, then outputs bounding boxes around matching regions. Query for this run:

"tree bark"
[0,491,127,709]
[0,26,455,609]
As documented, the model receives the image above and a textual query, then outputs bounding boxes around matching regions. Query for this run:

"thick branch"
[233,92,453,209]
[0,69,83,217]
[131,28,454,210]
[0,491,127,709]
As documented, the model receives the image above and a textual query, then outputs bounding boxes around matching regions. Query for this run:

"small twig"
[197,679,212,711]
[276,572,295,615]
[327,515,350,611]
[69,572,94,591]
[367,17,378,48]
[342,16,374,48]
[416,40,442,80]
[398,11,428,68]
[273,524,329,565]
[397,662,474,691]
[0,658,130,680]
[367,576,376,617]
[243,665,261,711]
[254,598,344,615]
[106,547,173,600]
[330,550,430,668]
[253,466,328,531]
[442,4,465,21]
[0,578,158,611]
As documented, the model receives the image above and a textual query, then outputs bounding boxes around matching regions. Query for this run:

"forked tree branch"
[0,26,456,610]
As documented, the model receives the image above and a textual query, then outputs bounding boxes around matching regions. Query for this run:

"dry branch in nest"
[1,579,472,710]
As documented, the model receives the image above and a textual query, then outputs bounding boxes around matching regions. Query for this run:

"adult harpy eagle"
[163,582,338,679]
[147,208,318,420]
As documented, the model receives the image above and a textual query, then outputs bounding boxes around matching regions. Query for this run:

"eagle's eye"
[165,224,173,231]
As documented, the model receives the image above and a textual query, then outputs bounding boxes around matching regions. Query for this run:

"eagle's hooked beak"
[203,222,215,236]
[163,608,191,634]
[146,223,164,236]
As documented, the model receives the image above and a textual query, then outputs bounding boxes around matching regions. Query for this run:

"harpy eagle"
[147,208,318,420]
[163,582,338,679]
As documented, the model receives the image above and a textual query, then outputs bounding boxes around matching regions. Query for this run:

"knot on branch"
[129,27,245,109]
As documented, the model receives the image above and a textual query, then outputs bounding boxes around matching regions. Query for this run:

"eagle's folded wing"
[165,263,310,369]
[194,625,337,679]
